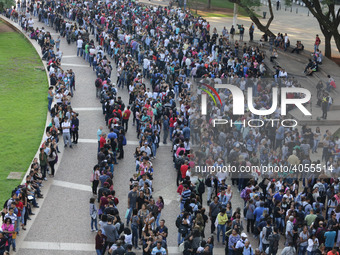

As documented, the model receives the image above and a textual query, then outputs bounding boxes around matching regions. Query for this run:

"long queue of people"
[1,7,80,255]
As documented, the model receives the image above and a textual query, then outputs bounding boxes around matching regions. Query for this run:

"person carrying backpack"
[177,212,190,245]
[196,175,205,203]
[268,227,280,255]
[261,219,272,253]
[95,77,102,98]
[242,240,253,255]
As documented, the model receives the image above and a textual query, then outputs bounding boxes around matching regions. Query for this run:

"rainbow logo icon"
[199,83,222,107]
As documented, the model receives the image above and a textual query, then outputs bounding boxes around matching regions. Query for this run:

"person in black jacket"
[183,234,194,255]
[205,174,218,206]
[117,129,125,159]
[0,232,8,254]
[151,130,160,159]
[71,114,79,144]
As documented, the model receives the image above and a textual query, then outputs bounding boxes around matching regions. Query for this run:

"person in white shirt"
[279,69,288,78]
[76,37,83,57]
[56,48,63,60]
[55,92,62,105]
[145,88,152,98]
[62,117,72,148]
[143,57,150,78]
[164,38,169,47]
[307,234,319,253]
[284,33,289,51]
[28,18,34,30]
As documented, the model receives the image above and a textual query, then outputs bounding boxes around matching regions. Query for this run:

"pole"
[233,3,238,28]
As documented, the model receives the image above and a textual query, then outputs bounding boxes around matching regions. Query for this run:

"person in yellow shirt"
[217,208,228,244]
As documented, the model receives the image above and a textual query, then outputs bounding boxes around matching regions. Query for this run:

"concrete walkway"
[7,13,191,255]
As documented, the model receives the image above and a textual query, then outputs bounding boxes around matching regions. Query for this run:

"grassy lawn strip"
[0,23,47,207]
[188,0,249,16]
[190,10,234,18]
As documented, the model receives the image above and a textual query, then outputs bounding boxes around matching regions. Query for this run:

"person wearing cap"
[235,232,248,251]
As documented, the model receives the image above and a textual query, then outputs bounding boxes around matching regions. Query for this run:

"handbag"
[91,205,97,219]
[179,242,184,252]
[90,171,94,182]
[125,208,130,219]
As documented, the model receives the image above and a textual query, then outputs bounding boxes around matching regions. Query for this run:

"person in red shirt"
[180,160,189,179]
[169,114,177,141]
[314,34,321,52]
[327,248,339,255]
[112,105,122,119]
[122,106,131,132]
[177,183,184,195]
[15,198,26,231]
[99,133,107,149]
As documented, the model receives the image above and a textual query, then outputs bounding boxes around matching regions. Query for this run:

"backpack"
[175,215,183,228]
[259,179,266,190]
[95,78,101,88]
[269,233,279,250]
[174,157,183,170]
[178,224,188,235]
[240,189,248,200]
[265,226,272,240]
[118,222,124,235]
[197,179,205,194]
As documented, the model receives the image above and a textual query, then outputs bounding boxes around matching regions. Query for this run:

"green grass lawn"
[0,21,47,207]
[188,0,250,16]
[191,11,234,18]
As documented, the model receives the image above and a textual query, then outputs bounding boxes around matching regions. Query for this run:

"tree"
[228,0,275,37]
[0,0,14,9]
[208,0,211,9]
[298,0,340,58]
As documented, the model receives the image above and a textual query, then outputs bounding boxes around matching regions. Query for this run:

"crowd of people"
[1,4,80,255]
[2,0,340,255]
